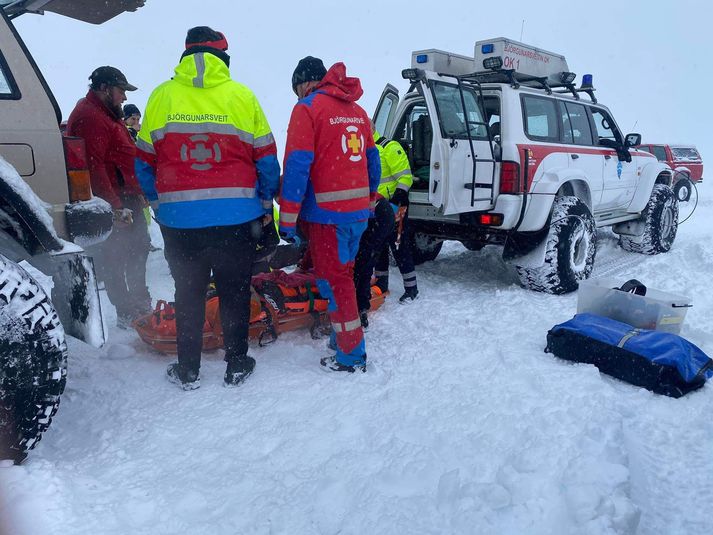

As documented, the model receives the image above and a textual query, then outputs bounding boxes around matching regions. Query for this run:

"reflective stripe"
[617,329,641,348]
[396,182,410,191]
[315,187,369,203]
[193,53,205,88]
[136,138,155,154]
[374,271,389,277]
[280,212,298,224]
[158,187,256,203]
[332,318,362,333]
[401,271,417,279]
[403,279,418,288]
[151,122,255,145]
[254,132,276,148]
[380,169,410,184]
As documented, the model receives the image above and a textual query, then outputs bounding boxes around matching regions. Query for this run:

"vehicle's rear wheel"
[619,184,678,254]
[515,196,597,294]
[0,254,67,464]
[412,233,443,265]
[673,178,692,202]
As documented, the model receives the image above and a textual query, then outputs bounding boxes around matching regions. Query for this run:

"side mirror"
[624,133,642,148]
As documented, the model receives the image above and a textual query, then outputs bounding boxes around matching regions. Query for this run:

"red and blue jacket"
[278,63,380,235]
[135,50,280,229]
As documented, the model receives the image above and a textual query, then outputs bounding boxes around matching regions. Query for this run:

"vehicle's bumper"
[65,197,113,248]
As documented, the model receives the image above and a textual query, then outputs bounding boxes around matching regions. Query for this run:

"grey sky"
[13,0,713,158]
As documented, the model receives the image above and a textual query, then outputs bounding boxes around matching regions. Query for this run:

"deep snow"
[1,188,712,535]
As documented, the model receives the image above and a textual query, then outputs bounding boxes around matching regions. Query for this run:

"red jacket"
[66,90,143,208]
[278,63,380,231]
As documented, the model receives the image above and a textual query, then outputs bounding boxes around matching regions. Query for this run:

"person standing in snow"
[123,103,141,142]
[371,124,419,303]
[352,121,418,328]
[135,27,280,390]
[279,57,380,373]
[66,66,151,328]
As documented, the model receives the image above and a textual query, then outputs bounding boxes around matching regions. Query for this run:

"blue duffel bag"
[546,313,713,398]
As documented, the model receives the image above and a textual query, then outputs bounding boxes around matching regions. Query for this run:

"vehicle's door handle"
[571,154,579,160]
[604,154,612,160]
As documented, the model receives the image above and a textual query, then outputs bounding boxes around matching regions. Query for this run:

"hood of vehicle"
[1,0,145,24]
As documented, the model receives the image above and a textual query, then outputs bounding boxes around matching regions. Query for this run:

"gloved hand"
[390,188,410,208]
[279,229,302,247]
[113,207,134,226]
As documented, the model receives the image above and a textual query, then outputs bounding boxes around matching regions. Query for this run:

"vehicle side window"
[590,107,621,145]
[0,51,19,99]
[522,95,559,142]
[651,146,667,161]
[563,102,593,146]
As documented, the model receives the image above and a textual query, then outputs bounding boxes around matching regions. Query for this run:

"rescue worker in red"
[279,57,381,373]
[66,66,151,328]
[135,27,280,390]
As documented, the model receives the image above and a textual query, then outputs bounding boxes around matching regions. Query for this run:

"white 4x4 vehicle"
[373,38,677,294]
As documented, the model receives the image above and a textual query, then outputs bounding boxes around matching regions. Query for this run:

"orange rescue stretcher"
[133,270,386,354]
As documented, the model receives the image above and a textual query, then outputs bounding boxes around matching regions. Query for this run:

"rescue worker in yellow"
[353,122,418,327]
[135,27,279,390]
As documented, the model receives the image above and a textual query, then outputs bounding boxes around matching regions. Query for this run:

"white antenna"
[520,20,525,41]
[631,120,638,131]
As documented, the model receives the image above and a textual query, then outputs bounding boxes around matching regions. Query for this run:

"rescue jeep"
[373,38,676,294]
[0,0,145,463]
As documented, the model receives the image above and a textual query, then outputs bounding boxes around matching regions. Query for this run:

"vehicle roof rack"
[455,69,597,103]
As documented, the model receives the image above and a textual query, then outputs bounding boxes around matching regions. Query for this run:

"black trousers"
[375,210,416,290]
[162,220,260,373]
[93,194,151,319]
[353,198,396,312]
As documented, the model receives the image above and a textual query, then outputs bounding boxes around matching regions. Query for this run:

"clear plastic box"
[577,277,691,334]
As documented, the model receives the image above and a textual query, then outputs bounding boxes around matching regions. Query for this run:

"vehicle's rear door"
[425,72,497,215]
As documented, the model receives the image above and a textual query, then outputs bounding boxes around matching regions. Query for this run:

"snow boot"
[399,287,419,304]
[320,354,366,374]
[224,355,256,387]
[166,362,200,390]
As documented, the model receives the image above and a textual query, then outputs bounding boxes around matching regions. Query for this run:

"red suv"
[637,144,703,201]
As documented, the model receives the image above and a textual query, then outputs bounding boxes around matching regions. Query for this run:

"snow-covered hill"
[1,188,712,535]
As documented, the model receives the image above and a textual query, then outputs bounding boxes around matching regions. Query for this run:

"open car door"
[424,71,497,215]
[372,83,399,136]
[2,0,145,23]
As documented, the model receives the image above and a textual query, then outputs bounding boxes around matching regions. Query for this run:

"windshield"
[432,82,489,139]
[671,147,701,161]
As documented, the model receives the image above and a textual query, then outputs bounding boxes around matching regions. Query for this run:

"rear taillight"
[499,161,522,194]
[63,136,93,202]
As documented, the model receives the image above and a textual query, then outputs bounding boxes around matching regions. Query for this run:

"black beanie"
[291,56,327,94]
[185,26,228,51]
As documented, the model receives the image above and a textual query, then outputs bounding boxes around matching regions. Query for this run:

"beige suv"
[0,0,145,463]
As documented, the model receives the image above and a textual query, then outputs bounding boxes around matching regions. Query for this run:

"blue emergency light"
[481,44,495,54]
[581,74,594,88]
[416,54,429,64]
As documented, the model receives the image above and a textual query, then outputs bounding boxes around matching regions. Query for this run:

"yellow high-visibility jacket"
[374,131,413,200]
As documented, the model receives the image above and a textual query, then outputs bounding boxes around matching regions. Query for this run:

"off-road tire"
[619,184,678,255]
[515,196,597,294]
[412,233,443,265]
[0,254,67,464]
[673,179,692,203]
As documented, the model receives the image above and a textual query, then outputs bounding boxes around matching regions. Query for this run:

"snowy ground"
[1,188,712,535]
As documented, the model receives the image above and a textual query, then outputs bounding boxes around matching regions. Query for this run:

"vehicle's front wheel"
[515,196,597,294]
[0,255,67,464]
[411,233,443,265]
[673,178,692,202]
[619,184,678,254]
